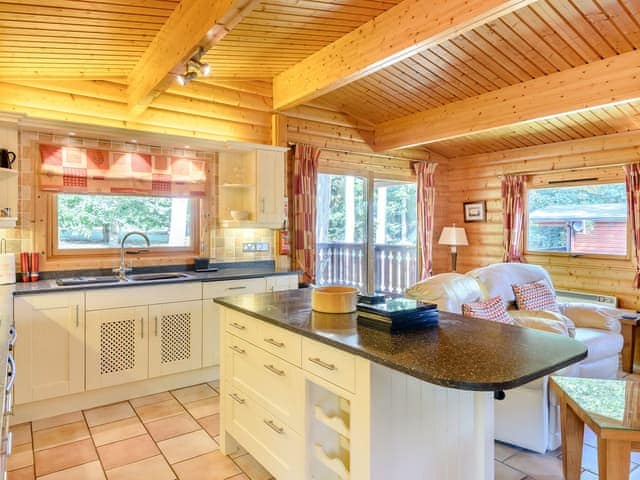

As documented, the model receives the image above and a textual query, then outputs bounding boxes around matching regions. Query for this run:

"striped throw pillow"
[512,280,560,312]
[462,296,514,324]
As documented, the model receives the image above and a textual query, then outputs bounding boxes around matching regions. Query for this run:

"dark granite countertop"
[13,263,298,296]
[215,289,588,392]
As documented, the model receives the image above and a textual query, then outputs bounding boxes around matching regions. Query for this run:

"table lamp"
[438,225,468,272]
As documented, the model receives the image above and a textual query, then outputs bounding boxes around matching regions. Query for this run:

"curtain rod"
[288,142,432,163]
[498,162,632,178]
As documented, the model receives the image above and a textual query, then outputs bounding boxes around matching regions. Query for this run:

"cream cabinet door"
[148,300,202,378]
[256,150,285,226]
[202,298,220,368]
[14,292,85,404]
[265,275,298,292]
[86,306,148,390]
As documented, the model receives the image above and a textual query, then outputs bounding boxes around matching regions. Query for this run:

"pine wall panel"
[443,130,640,309]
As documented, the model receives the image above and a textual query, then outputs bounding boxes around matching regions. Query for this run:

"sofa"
[405,262,625,453]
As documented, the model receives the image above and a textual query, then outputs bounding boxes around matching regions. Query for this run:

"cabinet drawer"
[202,278,265,299]
[226,383,303,480]
[223,308,258,344]
[302,338,355,393]
[257,322,301,366]
[86,282,201,310]
[226,334,303,432]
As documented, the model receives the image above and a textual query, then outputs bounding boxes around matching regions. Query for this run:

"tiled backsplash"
[213,228,274,262]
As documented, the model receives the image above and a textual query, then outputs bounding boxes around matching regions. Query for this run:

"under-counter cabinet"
[14,292,85,404]
[148,300,202,378]
[85,306,148,390]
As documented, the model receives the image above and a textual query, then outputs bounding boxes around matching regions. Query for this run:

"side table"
[621,317,640,373]
[551,376,640,480]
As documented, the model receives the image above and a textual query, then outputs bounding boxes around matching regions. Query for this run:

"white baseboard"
[13,366,219,424]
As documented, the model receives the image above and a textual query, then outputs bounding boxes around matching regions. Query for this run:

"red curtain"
[625,164,640,288]
[293,144,320,284]
[414,162,437,280]
[501,175,527,263]
[39,144,206,197]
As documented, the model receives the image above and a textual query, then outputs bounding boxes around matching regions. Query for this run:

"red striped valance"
[39,144,206,197]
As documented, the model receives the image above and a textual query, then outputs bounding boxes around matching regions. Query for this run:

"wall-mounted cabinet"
[218,148,286,228]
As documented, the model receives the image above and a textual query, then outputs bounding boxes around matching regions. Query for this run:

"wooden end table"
[551,376,640,480]
[621,317,640,373]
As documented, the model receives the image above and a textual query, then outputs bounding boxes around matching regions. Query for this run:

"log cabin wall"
[444,130,640,309]
[283,104,451,275]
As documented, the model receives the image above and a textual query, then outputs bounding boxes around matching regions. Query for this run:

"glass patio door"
[316,173,368,290]
[316,173,418,295]
[373,180,418,294]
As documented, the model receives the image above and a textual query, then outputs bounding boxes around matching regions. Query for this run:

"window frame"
[48,193,200,259]
[524,178,630,260]
[315,165,418,292]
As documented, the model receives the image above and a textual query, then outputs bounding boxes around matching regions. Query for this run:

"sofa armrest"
[558,302,630,333]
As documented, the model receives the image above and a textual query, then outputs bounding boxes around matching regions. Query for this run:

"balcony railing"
[316,242,417,295]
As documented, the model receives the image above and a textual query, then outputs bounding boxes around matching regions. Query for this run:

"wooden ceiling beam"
[272,0,536,110]
[373,49,640,151]
[126,0,260,117]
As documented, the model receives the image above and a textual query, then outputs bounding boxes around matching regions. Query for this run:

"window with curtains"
[54,193,194,251]
[526,183,628,256]
[39,144,205,255]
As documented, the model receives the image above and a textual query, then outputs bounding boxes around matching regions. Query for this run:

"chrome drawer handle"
[263,419,284,434]
[229,393,246,404]
[230,322,246,331]
[230,345,246,354]
[264,337,284,348]
[4,431,12,457]
[227,286,247,291]
[308,357,337,371]
[6,354,15,392]
[5,390,12,416]
[264,364,285,376]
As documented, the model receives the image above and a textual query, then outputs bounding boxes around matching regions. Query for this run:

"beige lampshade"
[438,226,468,246]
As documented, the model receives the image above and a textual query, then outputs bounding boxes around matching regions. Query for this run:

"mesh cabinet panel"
[100,319,136,374]
[160,312,191,364]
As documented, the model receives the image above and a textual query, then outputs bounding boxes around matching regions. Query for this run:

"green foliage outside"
[527,183,626,252]
[57,193,180,247]
[321,175,417,245]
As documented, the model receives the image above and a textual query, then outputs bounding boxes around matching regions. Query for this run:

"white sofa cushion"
[559,303,624,333]
[467,263,554,307]
[405,272,482,313]
[573,328,623,364]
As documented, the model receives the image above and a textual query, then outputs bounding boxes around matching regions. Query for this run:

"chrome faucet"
[114,231,150,280]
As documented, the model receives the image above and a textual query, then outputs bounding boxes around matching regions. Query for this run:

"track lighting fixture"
[175,47,211,86]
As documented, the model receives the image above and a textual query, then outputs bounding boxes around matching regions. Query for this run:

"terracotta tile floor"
[7,381,273,480]
[9,374,640,479]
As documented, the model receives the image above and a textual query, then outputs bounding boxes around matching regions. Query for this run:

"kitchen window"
[52,193,196,253]
[526,183,628,256]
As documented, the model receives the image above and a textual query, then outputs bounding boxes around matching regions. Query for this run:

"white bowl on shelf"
[229,210,249,221]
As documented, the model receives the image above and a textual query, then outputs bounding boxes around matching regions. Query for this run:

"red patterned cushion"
[462,296,513,324]
[512,280,559,312]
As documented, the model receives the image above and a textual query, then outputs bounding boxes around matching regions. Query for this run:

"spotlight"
[176,71,197,86]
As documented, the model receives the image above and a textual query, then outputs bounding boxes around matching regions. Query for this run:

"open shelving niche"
[308,380,352,480]
[0,166,18,228]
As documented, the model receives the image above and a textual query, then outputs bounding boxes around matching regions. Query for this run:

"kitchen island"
[216,289,587,480]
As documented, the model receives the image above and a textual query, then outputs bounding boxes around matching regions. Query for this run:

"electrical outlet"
[255,242,270,252]
[242,242,256,252]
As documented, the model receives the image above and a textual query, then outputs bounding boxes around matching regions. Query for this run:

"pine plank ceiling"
[0,0,179,79]
[201,0,404,79]
[0,0,639,157]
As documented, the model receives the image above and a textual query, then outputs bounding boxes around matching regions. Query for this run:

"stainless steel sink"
[126,272,192,282]
[56,276,121,286]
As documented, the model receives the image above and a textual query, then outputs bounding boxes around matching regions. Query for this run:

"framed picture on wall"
[464,201,486,222]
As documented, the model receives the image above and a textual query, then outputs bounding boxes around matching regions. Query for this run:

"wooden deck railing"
[316,242,417,294]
